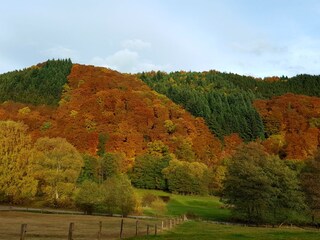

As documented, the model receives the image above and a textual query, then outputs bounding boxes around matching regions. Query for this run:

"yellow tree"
[0,121,37,203]
[33,137,83,207]
[162,159,209,195]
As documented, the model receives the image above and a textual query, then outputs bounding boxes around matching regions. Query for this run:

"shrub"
[141,193,158,207]
[150,198,167,216]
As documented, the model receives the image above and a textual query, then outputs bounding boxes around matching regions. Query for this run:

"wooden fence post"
[161,220,164,230]
[155,224,157,235]
[120,219,124,239]
[68,222,74,240]
[20,224,27,240]
[147,225,149,236]
[169,219,172,229]
[135,220,139,236]
[98,221,102,240]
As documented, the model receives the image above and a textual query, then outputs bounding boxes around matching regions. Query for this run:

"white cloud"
[121,39,151,51]
[90,48,165,73]
[42,46,78,60]
[91,49,138,71]
[226,36,320,77]
[90,38,167,72]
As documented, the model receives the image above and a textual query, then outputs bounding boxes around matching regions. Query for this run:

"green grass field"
[136,189,230,221]
[2,189,318,239]
[129,221,320,240]
[134,189,320,239]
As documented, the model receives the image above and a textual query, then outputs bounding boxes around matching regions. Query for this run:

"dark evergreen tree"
[137,70,320,141]
[0,59,72,106]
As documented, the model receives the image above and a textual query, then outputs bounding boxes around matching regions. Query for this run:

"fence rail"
[15,215,187,240]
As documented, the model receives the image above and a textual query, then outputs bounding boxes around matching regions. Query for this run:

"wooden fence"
[17,215,187,240]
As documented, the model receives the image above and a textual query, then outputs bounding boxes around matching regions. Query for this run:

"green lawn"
[166,195,230,221]
[128,221,320,240]
[135,189,230,221]
[133,189,319,239]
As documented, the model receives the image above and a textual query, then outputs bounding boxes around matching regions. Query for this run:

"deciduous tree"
[163,159,209,195]
[102,174,138,216]
[33,137,83,207]
[223,142,306,224]
[0,121,37,203]
[75,180,102,214]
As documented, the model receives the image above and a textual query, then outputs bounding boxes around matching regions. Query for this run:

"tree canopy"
[223,142,306,224]
[138,71,320,141]
[32,137,83,207]
[0,121,37,203]
[0,59,72,106]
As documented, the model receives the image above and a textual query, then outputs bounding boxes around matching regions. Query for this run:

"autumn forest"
[0,59,320,223]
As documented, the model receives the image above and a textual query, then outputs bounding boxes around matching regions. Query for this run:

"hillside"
[0,62,221,166]
[0,59,72,106]
[1,62,319,163]
[138,71,320,160]
[255,94,320,160]
[1,60,320,221]
[1,61,319,164]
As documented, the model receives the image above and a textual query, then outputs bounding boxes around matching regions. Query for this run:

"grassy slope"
[2,190,318,240]
[129,221,320,240]
[134,189,319,240]
[166,195,230,221]
[136,189,230,221]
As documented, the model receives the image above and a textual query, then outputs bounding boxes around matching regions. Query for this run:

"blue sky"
[1,0,320,77]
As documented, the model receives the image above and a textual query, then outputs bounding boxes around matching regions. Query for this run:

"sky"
[1,0,320,77]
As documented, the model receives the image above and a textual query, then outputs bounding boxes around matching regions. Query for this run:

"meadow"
[1,189,319,240]
[128,221,320,240]
[135,189,319,239]
[136,189,230,221]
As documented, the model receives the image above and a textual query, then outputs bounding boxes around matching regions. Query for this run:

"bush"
[102,174,139,216]
[150,198,167,216]
[141,193,158,207]
[75,180,102,214]
[163,160,209,195]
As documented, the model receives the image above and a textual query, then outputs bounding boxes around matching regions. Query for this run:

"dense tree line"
[1,61,320,224]
[0,59,72,106]
[0,63,220,165]
[0,120,138,216]
[78,138,213,195]
[222,142,320,225]
[138,71,320,141]
[2,119,320,224]
[222,143,306,224]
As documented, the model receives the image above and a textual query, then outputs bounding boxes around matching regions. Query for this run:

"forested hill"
[0,61,221,166]
[0,61,319,161]
[0,59,72,106]
[138,71,320,142]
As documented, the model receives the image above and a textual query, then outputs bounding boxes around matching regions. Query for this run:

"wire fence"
[0,210,187,240]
